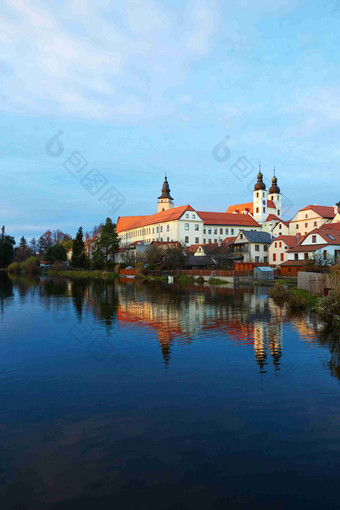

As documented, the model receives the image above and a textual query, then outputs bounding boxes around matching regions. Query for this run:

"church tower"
[157,175,174,213]
[253,163,267,223]
[268,168,281,218]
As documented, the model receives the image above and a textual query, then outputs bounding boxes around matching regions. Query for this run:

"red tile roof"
[300,205,335,218]
[226,201,276,214]
[288,244,328,252]
[197,211,260,227]
[274,220,290,228]
[116,205,195,233]
[305,225,340,245]
[266,214,281,222]
[279,260,308,267]
[270,235,298,248]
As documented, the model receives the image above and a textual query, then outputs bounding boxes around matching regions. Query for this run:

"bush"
[21,256,40,274]
[316,290,340,327]
[8,261,21,273]
[287,292,309,313]
[52,260,64,272]
[269,282,290,304]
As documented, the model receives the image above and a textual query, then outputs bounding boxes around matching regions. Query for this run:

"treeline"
[1,218,120,272]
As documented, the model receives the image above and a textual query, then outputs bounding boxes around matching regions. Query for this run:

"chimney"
[334,202,340,215]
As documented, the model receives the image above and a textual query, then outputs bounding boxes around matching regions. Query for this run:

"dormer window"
[312,235,317,243]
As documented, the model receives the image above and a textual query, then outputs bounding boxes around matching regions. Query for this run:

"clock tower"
[157,175,174,213]
[253,163,267,224]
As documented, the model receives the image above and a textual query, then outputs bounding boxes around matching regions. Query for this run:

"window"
[305,223,308,228]
[208,239,211,244]
[296,224,299,229]
[314,221,317,226]
[278,196,280,201]
[279,224,282,229]
[160,238,163,242]
[231,229,234,235]
[195,237,199,243]
[279,242,282,247]
[240,234,243,239]
[264,245,268,251]
[192,214,195,219]
[280,253,284,261]
[256,207,259,214]
[167,225,170,231]
[167,237,169,242]
[214,239,217,243]
[255,256,259,263]
[263,192,265,197]
[255,245,260,251]
[275,242,277,248]
[220,228,223,235]
[295,253,298,260]
[152,227,155,234]
[273,253,276,261]
[304,253,308,260]
[263,207,266,213]
[203,239,206,244]
[225,228,229,235]
[195,224,199,231]
[264,257,268,263]
[305,214,308,218]
[323,250,328,260]
[185,223,189,230]
[156,226,159,233]
[256,192,259,198]
[278,210,280,215]
[203,228,206,234]
[160,226,163,232]
[214,228,217,234]
[186,214,189,218]
[208,229,211,234]
[312,235,317,243]
[185,236,189,243]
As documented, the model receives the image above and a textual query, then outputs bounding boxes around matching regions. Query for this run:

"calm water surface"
[1,273,340,509]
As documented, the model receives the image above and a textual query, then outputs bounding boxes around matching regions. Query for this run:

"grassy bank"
[270,282,324,315]
[46,270,119,279]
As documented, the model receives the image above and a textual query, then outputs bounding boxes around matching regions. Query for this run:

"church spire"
[269,167,280,194]
[158,175,173,200]
[157,175,174,212]
[254,162,266,191]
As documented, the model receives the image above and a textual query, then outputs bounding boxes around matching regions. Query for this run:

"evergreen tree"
[14,236,33,262]
[0,226,15,267]
[72,227,86,267]
[93,218,120,267]
[45,244,67,264]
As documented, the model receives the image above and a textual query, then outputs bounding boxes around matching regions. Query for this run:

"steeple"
[254,162,266,191]
[269,167,280,194]
[157,175,174,212]
[158,175,173,200]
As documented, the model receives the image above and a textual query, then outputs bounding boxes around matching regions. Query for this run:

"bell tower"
[268,168,281,218]
[157,175,174,213]
[253,162,267,224]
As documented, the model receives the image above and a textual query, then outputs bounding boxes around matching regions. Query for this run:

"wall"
[298,271,331,296]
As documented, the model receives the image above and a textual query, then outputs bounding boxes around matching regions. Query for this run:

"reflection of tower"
[268,323,283,373]
[254,324,268,374]
[157,330,173,369]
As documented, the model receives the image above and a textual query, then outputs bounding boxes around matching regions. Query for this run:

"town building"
[230,231,274,263]
[268,235,298,265]
[286,223,340,263]
[288,204,336,237]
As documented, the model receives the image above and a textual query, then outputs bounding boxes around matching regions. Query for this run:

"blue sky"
[1,0,340,240]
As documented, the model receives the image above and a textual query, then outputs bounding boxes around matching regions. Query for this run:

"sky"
[1,0,340,240]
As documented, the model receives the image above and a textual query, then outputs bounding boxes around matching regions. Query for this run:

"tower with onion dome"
[253,163,268,223]
[157,175,174,212]
[268,168,281,218]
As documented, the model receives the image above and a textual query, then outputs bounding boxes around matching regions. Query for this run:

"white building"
[286,223,340,262]
[268,235,298,265]
[116,177,261,247]
[231,230,274,263]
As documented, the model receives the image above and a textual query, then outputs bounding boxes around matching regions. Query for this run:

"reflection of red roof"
[226,201,276,214]
[197,211,260,226]
[300,205,335,218]
[116,205,195,233]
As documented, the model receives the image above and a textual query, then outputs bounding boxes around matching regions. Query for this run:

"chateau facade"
[116,168,281,246]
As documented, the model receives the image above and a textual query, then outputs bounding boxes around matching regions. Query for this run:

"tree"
[163,246,185,270]
[45,244,67,264]
[38,230,53,254]
[72,227,86,267]
[30,238,38,255]
[0,226,15,267]
[145,244,163,267]
[93,218,120,266]
[14,236,33,262]
[52,229,72,245]
[60,239,73,252]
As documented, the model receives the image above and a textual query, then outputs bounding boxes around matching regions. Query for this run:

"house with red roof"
[288,204,336,237]
[268,235,298,265]
[286,223,340,264]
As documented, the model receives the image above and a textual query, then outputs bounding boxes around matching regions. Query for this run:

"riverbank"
[46,270,119,279]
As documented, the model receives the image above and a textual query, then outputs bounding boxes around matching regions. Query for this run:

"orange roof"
[266,214,281,222]
[306,225,340,245]
[116,205,195,233]
[288,244,327,252]
[197,211,260,227]
[300,205,335,218]
[226,200,276,214]
[274,219,290,228]
[270,235,298,248]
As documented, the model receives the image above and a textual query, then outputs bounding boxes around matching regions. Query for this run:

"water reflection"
[3,273,340,380]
